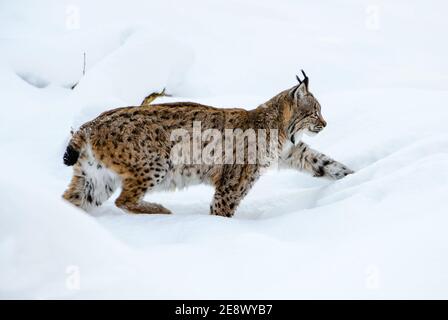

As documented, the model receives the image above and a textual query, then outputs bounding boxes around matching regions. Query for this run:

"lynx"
[62,71,353,217]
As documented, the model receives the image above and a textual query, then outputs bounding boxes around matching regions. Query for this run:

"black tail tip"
[63,145,80,166]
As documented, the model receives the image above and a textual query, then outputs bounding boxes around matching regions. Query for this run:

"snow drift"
[1,0,448,299]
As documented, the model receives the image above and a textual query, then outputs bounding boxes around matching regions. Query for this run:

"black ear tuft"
[301,69,309,88]
[295,70,309,92]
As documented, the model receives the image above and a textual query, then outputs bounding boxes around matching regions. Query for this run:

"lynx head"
[286,70,326,144]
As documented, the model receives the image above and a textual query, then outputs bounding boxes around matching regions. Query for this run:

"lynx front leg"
[281,142,354,180]
[210,165,260,217]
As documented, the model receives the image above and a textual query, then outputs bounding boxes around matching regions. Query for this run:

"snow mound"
[1,0,448,299]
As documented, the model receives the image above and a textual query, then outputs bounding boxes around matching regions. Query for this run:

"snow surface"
[1,0,448,299]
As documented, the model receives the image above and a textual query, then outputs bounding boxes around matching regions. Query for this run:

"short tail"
[63,145,79,166]
[63,130,86,166]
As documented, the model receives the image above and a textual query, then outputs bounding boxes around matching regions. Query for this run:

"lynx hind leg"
[210,165,260,218]
[114,158,172,214]
[63,173,86,208]
[63,159,119,210]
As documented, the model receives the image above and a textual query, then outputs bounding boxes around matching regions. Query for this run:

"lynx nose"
[321,120,327,127]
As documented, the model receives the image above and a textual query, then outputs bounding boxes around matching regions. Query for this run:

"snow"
[1,0,448,299]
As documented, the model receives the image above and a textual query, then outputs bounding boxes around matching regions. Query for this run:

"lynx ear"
[297,82,308,96]
[297,70,309,88]
[290,70,309,98]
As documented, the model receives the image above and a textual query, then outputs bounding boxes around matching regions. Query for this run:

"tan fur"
[63,77,353,217]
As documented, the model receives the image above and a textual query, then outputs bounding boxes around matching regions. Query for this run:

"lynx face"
[297,92,327,136]
[287,72,327,143]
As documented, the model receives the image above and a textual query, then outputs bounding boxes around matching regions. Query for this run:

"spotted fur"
[62,75,353,217]
[280,141,354,179]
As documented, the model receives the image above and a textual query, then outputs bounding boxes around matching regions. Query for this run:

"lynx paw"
[325,162,354,180]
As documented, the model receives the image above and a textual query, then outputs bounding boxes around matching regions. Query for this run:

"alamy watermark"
[365,4,381,31]
[169,121,280,166]
[365,264,381,290]
[65,265,81,291]
[65,5,81,30]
